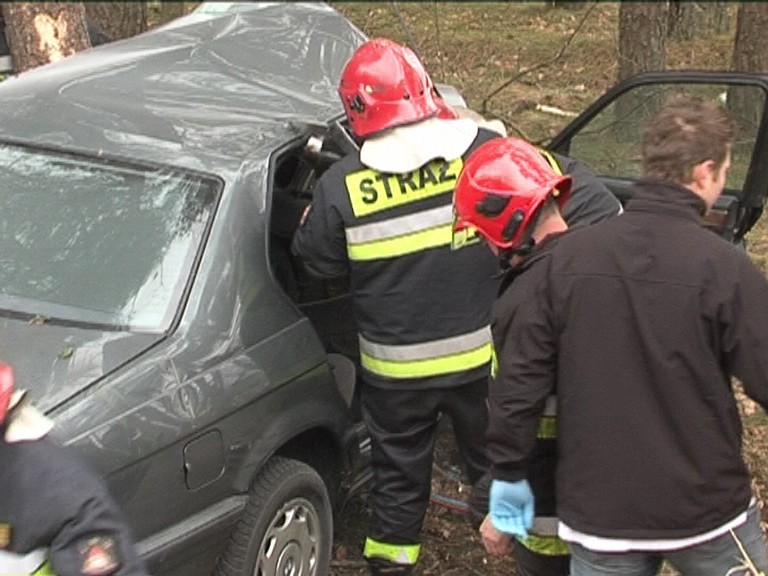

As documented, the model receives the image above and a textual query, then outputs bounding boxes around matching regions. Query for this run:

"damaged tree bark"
[2,2,89,74]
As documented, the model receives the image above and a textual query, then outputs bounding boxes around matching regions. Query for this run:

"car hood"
[0,315,163,414]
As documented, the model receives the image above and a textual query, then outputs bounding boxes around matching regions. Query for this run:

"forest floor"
[326,3,768,575]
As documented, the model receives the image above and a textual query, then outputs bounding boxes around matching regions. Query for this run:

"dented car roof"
[0,2,365,177]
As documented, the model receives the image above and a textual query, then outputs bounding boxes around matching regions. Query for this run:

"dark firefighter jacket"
[491,234,565,523]
[0,433,149,576]
[488,178,768,539]
[292,126,501,389]
[488,155,619,555]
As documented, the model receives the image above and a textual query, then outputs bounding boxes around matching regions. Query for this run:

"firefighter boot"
[366,557,414,576]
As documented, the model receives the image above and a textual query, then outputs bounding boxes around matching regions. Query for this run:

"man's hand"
[480,514,511,556]
[489,479,534,538]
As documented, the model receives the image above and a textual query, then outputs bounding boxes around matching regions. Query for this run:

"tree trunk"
[83,2,145,42]
[158,2,185,24]
[141,1,188,29]
[616,2,668,142]
[618,2,667,82]
[2,2,89,73]
[668,1,731,41]
[729,3,768,147]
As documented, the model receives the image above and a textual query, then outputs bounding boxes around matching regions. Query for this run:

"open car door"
[547,71,768,244]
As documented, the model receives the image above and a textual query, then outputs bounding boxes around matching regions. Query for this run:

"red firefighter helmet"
[339,38,440,138]
[432,85,460,120]
[0,362,14,426]
[453,137,572,250]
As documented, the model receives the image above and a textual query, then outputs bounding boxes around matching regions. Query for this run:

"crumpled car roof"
[0,2,366,176]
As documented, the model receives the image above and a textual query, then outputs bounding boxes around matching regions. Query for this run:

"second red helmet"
[453,137,572,250]
[338,38,440,138]
[0,362,14,427]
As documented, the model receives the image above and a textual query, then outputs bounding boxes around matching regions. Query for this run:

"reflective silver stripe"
[359,325,492,362]
[543,395,557,417]
[531,516,559,537]
[345,205,453,244]
[0,548,48,573]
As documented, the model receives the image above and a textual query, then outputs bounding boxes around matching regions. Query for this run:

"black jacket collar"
[498,231,566,295]
[626,178,708,220]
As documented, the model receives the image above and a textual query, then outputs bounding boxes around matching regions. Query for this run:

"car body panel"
[0,4,367,575]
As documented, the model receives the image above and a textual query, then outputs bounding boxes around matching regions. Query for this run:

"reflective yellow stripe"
[345,158,463,217]
[34,560,54,576]
[360,326,491,361]
[364,537,420,565]
[450,224,481,250]
[537,148,563,175]
[490,346,498,379]
[519,534,570,556]
[347,223,453,260]
[537,415,557,439]
[361,341,493,378]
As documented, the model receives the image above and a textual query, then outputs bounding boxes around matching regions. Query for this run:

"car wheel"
[216,456,333,576]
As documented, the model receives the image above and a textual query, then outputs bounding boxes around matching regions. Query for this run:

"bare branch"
[481,2,599,115]
[433,1,446,81]
[389,1,421,57]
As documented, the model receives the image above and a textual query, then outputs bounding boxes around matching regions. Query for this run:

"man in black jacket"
[487,94,768,575]
[0,362,150,576]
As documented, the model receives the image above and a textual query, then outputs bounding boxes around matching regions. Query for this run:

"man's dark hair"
[641,94,736,184]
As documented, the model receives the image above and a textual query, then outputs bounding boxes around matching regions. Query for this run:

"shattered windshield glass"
[0,144,218,331]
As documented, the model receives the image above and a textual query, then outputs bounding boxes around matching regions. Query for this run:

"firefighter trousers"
[360,377,490,548]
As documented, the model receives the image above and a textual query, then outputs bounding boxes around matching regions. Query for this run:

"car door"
[547,71,768,244]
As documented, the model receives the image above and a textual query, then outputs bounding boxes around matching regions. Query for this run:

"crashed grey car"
[0,4,370,576]
[3,2,768,576]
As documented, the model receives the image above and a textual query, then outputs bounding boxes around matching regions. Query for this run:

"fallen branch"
[536,103,578,117]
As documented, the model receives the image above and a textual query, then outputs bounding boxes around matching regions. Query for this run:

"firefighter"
[0,362,150,576]
[291,37,503,575]
[453,137,576,576]
[437,94,621,576]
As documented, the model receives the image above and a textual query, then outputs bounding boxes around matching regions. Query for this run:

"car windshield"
[0,144,218,332]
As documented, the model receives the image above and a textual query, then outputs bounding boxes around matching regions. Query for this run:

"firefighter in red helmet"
[453,137,574,576]
[292,37,502,575]
[0,362,149,576]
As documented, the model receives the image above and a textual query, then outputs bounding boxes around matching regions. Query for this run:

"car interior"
[268,118,361,406]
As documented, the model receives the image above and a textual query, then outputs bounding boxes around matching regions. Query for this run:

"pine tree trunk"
[729,3,768,149]
[668,1,731,41]
[616,2,668,142]
[2,2,89,73]
[83,2,145,42]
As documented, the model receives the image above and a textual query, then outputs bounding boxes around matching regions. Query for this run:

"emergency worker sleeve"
[555,153,622,227]
[487,269,556,483]
[34,441,149,576]
[291,174,349,278]
[719,251,768,411]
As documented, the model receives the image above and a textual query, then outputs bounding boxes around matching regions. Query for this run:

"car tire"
[216,456,333,576]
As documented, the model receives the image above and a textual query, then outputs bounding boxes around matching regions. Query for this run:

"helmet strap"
[498,238,536,270]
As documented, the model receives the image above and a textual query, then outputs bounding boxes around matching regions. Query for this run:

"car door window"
[567,82,765,195]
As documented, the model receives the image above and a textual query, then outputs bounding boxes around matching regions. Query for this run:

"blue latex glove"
[489,479,534,539]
